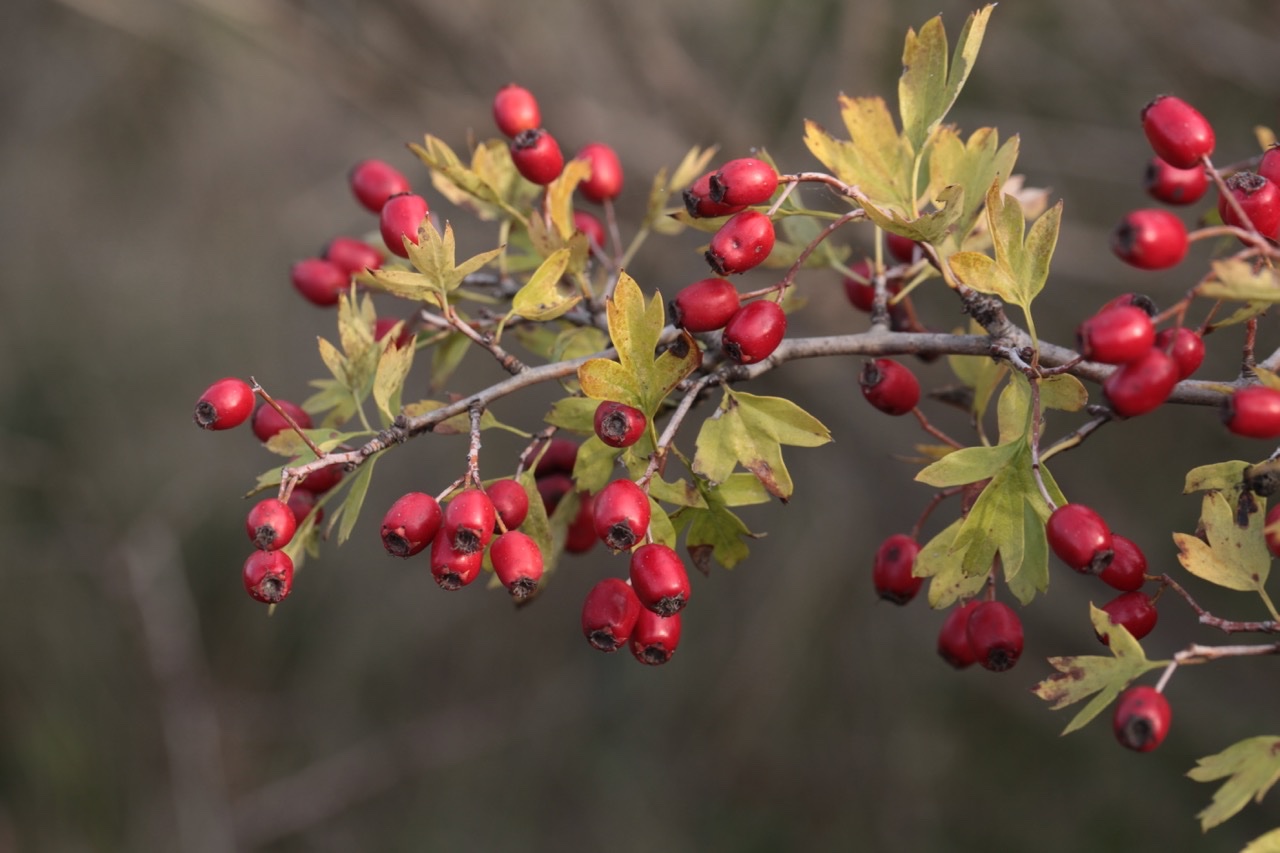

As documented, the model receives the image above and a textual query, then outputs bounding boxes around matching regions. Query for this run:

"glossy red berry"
[629,543,691,616]
[290,258,348,307]
[582,577,642,652]
[510,128,564,185]
[722,300,786,364]
[671,277,740,333]
[492,84,541,138]
[298,462,343,495]
[486,479,530,532]
[594,401,647,448]
[1144,157,1209,205]
[859,359,920,416]
[683,171,747,219]
[251,400,312,443]
[710,157,778,206]
[532,437,578,478]
[872,534,922,605]
[1259,146,1280,186]
[490,530,544,599]
[246,498,297,551]
[1110,209,1188,270]
[243,550,294,604]
[1114,685,1171,752]
[324,237,382,276]
[194,378,254,431]
[842,259,902,312]
[1100,591,1159,643]
[705,210,775,275]
[379,192,430,258]
[885,232,918,264]
[573,210,606,250]
[1046,503,1114,574]
[966,601,1024,672]
[564,491,597,554]
[444,489,497,555]
[937,601,981,669]
[576,142,624,203]
[1141,95,1214,169]
[349,159,411,213]
[1101,292,1157,316]
[1099,535,1147,593]
[1266,505,1280,559]
[593,479,651,552]
[1154,327,1204,380]
[1218,171,1280,238]
[286,489,322,526]
[429,529,483,590]
[380,492,443,558]
[1224,386,1280,439]
[1103,347,1179,418]
[1077,306,1155,365]
[630,609,682,665]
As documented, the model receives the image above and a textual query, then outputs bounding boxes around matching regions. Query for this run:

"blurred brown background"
[5,0,1280,850]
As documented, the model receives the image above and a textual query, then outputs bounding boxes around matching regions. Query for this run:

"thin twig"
[910,407,965,450]
[638,373,719,489]
[419,308,527,375]
[1158,573,1280,634]
[251,378,324,459]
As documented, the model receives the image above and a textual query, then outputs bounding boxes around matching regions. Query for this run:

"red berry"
[490,530,544,599]
[872,534,922,605]
[709,157,778,206]
[380,492,443,558]
[859,358,920,416]
[1144,157,1209,205]
[251,400,312,443]
[1077,306,1156,365]
[594,401,647,448]
[324,236,383,276]
[965,601,1024,672]
[1101,292,1158,316]
[492,84,541,138]
[510,128,564,185]
[576,142,624,204]
[379,193,430,258]
[429,528,483,590]
[683,171,747,219]
[705,210,775,275]
[1110,209,1188,270]
[581,577,642,652]
[842,259,902,313]
[1259,146,1280,186]
[536,473,573,513]
[1141,95,1215,169]
[564,491,597,554]
[1046,503,1114,574]
[630,609,682,665]
[1266,505,1280,559]
[290,258,348,307]
[1103,347,1179,417]
[937,601,981,669]
[1113,685,1171,752]
[243,550,294,604]
[1224,386,1280,439]
[246,498,297,551]
[298,462,343,495]
[1099,535,1147,592]
[1154,327,1204,380]
[670,278,740,333]
[1100,591,1159,643]
[486,479,530,532]
[349,159,411,214]
[722,300,786,364]
[1218,171,1280,238]
[444,489,496,555]
[373,317,412,349]
[194,378,254,431]
[885,232,918,264]
[573,210,606,250]
[532,437,579,478]
[593,479,651,552]
[286,489,322,526]
[629,543,691,616]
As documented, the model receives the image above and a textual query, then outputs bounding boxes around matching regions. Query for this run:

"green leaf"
[1032,604,1167,734]
[927,126,1019,256]
[544,396,599,435]
[947,330,1009,421]
[730,391,832,448]
[804,96,915,214]
[1174,490,1270,593]
[647,477,707,509]
[429,332,470,392]
[1039,374,1088,412]
[1185,461,1251,494]
[264,429,367,459]
[915,440,1020,488]
[915,518,988,608]
[716,473,772,507]
[411,134,527,222]
[899,5,995,155]
[681,479,762,573]
[692,403,737,486]
[373,338,415,424]
[1188,737,1280,831]
[1243,828,1280,853]
[1199,259,1280,303]
[577,358,639,409]
[647,498,677,549]
[333,458,376,546]
[571,437,622,494]
[510,247,578,321]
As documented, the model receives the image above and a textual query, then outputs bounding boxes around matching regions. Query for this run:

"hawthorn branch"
[639,373,719,490]
[1158,573,1280,634]
[419,307,527,375]
[1155,640,1280,693]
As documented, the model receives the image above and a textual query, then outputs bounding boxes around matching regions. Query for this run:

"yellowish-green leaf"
[692,405,736,486]
[915,518,988,609]
[510,247,579,321]
[1188,736,1280,831]
[1199,259,1280,303]
[1173,490,1269,593]
[648,477,707,509]
[899,5,995,155]
[927,126,1019,256]
[949,250,1019,303]
[1242,827,1280,853]
[715,473,772,507]
[577,358,638,409]
[803,96,915,214]
[1039,374,1088,412]
[317,336,349,387]
[333,457,377,546]
[547,157,593,242]
[916,440,1019,487]
[1185,460,1250,494]
[572,437,621,494]
[1257,367,1280,392]
[647,498,677,550]
[544,396,599,435]
[730,391,832,448]
[429,332,470,392]
[358,267,436,302]
[264,429,367,459]
[373,337,415,424]
[948,328,1009,421]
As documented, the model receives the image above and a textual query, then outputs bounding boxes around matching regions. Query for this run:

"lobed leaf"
[510,247,578,321]
[372,337,415,425]
[1184,460,1251,494]
[1188,736,1280,831]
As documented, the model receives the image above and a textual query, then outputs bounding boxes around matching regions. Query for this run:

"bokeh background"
[5,0,1280,850]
